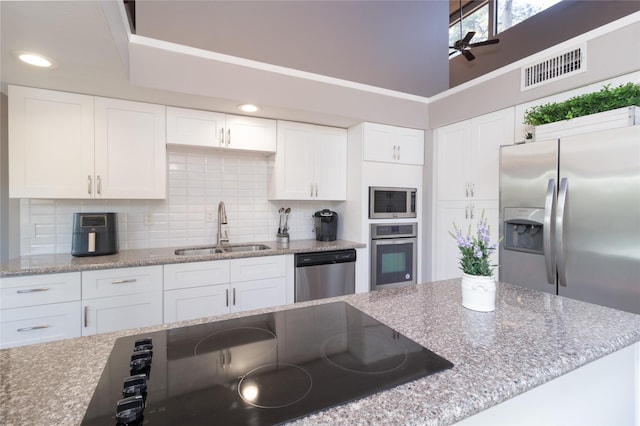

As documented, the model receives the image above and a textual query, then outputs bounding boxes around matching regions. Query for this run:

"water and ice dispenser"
[503,208,545,255]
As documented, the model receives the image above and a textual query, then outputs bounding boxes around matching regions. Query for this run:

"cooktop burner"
[81,302,453,426]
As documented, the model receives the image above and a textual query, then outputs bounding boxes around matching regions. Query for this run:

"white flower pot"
[461,273,496,312]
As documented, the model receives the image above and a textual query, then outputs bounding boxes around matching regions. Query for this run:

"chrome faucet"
[217,201,229,245]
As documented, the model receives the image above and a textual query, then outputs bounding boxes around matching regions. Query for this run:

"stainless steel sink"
[174,244,271,256]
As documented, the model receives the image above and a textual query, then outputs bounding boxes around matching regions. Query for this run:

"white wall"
[18,147,336,256]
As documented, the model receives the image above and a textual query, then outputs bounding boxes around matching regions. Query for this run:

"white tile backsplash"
[19,148,336,255]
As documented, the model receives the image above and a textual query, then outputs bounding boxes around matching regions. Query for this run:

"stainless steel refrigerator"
[499,125,640,314]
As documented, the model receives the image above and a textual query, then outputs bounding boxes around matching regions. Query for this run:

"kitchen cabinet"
[0,272,81,349]
[166,106,276,153]
[8,85,166,199]
[362,122,424,165]
[94,97,166,199]
[269,120,347,200]
[163,256,287,323]
[81,266,163,336]
[436,108,514,201]
[432,108,514,280]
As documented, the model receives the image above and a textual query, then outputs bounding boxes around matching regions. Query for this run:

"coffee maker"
[313,209,338,241]
[71,213,118,256]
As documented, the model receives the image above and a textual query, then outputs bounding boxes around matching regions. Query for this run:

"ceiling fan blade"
[461,31,476,44]
[449,51,458,56]
[462,49,476,61]
[468,38,500,48]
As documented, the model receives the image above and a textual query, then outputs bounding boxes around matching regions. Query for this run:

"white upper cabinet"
[269,120,347,201]
[94,97,166,199]
[166,106,276,153]
[362,122,424,165]
[436,108,514,201]
[9,85,95,198]
[8,85,166,199]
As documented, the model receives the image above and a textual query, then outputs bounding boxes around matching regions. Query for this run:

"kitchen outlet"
[205,211,215,223]
[144,215,153,226]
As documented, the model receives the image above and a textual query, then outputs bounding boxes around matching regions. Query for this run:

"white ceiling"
[1,1,445,129]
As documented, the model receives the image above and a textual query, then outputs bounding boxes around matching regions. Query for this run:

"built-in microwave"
[369,186,417,219]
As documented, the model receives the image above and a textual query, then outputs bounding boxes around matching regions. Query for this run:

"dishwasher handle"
[295,249,356,267]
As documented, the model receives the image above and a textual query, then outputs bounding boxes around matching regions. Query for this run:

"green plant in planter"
[523,82,640,126]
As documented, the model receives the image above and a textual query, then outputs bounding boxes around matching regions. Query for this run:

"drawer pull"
[112,279,137,284]
[17,288,50,294]
[17,325,50,332]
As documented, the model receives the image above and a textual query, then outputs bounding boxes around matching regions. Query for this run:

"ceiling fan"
[449,1,500,61]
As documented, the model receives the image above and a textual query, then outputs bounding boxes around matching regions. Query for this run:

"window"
[496,0,561,33]
[449,0,562,57]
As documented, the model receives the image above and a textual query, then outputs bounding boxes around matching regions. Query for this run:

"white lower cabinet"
[163,256,287,323]
[0,272,82,349]
[81,266,163,336]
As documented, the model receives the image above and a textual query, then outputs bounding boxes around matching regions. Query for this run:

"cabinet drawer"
[0,273,81,309]
[164,260,231,290]
[82,266,162,299]
[0,301,81,349]
[230,256,286,282]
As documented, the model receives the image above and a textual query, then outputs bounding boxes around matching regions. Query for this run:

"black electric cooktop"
[81,302,453,426]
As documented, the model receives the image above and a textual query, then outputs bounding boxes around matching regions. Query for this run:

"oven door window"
[374,241,415,285]
[374,191,407,214]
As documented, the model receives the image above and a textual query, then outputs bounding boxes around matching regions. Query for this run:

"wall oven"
[369,186,417,219]
[370,222,417,291]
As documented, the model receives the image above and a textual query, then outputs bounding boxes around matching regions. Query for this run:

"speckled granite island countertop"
[2,280,639,426]
[0,239,365,277]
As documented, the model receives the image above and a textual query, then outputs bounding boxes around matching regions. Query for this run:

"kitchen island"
[1,279,639,425]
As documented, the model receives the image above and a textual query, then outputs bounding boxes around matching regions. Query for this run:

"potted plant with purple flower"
[450,211,501,312]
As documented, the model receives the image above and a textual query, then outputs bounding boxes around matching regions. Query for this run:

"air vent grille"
[521,44,586,91]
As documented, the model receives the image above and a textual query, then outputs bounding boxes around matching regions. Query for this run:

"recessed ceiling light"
[14,51,57,68]
[238,104,260,113]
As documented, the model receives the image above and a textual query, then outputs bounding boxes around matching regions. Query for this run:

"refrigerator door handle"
[556,178,569,287]
[543,179,557,284]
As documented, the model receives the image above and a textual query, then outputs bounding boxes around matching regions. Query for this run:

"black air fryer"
[71,213,118,256]
[314,209,338,241]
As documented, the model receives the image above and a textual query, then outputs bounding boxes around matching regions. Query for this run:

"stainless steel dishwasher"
[294,249,356,302]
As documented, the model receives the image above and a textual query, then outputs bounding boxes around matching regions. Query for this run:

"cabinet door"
[396,127,425,165]
[363,122,397,163]
[471,109,515,200]
[435,121,472,201]
[8,85,94,198]
[312,125,347,200]
[94,97,166,199]
[271,121,315,200]
[0,301,81,349]
[82,292,163,336]
[166,106,225,147]
[226,115,276,153]
[231,278,287,313]
[164,285,229,323]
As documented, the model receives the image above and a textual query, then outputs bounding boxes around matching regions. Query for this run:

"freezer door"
[557,126,640,314]
[499,140,558,293]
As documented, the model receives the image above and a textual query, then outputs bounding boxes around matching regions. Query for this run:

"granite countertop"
[0,239,365,277]
[1,279,639,425]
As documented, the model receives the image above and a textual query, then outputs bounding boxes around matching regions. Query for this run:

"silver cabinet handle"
[465,205,469,219]
[88,175,92,195]
[543,179,557,284]
[470,183,475,197]
[112,278,137,284]
[97,175,102,195]
[315,183,318,198]
[470,204,474,220]
[227,129,231,146]
[556,178,569,288]
[233,288,236,305]
[225,289,229,307]
[220,128,225,146]
[397,145,400,160]
[392,145,397,160]
[84,306,88,327]
[465,183,469,198]
[17,325,50,332]
[310,183,314,197]
[17,287,50,294]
